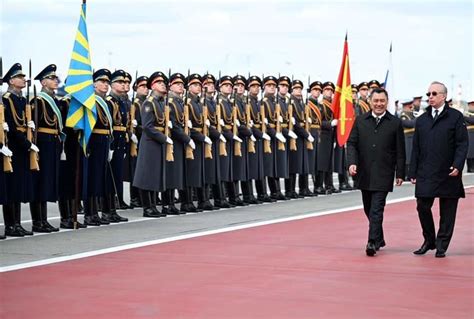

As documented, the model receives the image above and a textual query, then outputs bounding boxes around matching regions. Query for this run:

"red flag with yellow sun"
[332,34,355,147]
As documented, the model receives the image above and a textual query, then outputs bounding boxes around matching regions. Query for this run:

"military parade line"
[0,61,473,241]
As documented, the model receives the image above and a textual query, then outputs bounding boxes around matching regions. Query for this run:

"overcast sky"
[1,0,472,101]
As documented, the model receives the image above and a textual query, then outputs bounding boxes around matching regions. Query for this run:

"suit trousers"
[361,190,388,243]
[416,197,459,253]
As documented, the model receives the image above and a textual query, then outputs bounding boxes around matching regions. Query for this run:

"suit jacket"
[409,104,468,198]
[347,111,405,192]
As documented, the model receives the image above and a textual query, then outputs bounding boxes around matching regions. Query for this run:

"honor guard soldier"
[166,72,195,213]
[133,72,170,217]
[352,84,363,116]
[232,75,254,205]
[357,82,371,114]
[57,90,86,229]
[306,81,323,195]
[400,99,416,179]
[216,75,242,206]
[412,96,422,113]
[465,101,474,172]
[368,79,381,94]
[276,76,293,199]
[82,69,113,226]
[247,75,273,203]
[2,63,36,236]
[289,79,314,197]
[0,63,13,239]
[202,74,229,208]
[128,75,148,208]
[316,81,340,194]
[261,76,287,200]
[185,73,216,210]
[29,64,64,232]
[105,70,129,222]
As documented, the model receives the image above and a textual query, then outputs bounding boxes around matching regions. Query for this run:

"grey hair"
[430,81,448,95]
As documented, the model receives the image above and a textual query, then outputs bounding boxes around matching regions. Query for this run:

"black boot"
[212,183,232,208]
[30,201,50,233]
[166,190,183,215]
[16,203,33,235]
[338,172,353,191]
[256,178,275,202]
[129,184,142,208]
[41,201,59,232]
[228,182,247,206]
[325,172,340,194]
[299,174,314,197]
[197,186,216,211]
[3,204,23,237]
[59,199,73,228]
[313,172,326,195]
[141,190,165,218]
[84,197,102,226]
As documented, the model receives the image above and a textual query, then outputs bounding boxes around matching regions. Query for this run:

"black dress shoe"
[435,250,446,258]
[229,198,248,206]
[339,183,354,191]
[101,212,119,223]
[167,205,182,215]
[299,189,314,197]
[375,239,386,251]
[43,221,59,232]
[327,187,341,194]
[111,212,128,222]
[60,219,87,229]
[5,226,24,237]
[244,197,263,205]
[413,241,436,255]
[197,201,216,211]
[84,215,101,226]
[366,242,377,256]
[143,207,166,218]
[17,225,34,236]
[0,234,5,239]
[129,198,142,208]
[314,187,326,195]
[257,195,275,203]
[214,200,232,208]
[32,222,52,233]
[118,201,132,210]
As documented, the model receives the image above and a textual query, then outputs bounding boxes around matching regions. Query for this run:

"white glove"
[235,119,241,127]
[27,120,36,131]
[331,119,338,127]
[166,137,173,145]
[233,135,243,143]
[131,133,138,144]
[288,130,298,139]
[262,132,271,141]
[204,136,212,145]
[131,119,138,128]
[264,118,269,125]
[30,143,39,153]
[168,121,173,129]
[249,120,254,127]
[219,119,225,126]
[307,117,312,124]
[108,149,114,162]
[219,134,226,143]
[0,145,13,157]
[188,139,196,150]
[278,115,283,123]
[291,117,296,125]
[307,134,315,143]
[276,132,286,143]
[187,120,193,129]
[205,119,210,127]
[250,135,256,142]
[2,122,9,132]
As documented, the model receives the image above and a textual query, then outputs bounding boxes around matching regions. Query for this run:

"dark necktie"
[433,109,439,121]
[375,116,381,126]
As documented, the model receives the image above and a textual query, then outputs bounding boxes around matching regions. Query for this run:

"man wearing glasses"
[410,81,468,258]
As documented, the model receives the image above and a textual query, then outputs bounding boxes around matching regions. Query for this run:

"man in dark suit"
[347,88,405,256]
[410,81,468,258]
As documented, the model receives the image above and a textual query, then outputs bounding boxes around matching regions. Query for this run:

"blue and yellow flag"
[65,1,96,153]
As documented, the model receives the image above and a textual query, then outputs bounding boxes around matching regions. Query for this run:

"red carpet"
[1,192,473,318]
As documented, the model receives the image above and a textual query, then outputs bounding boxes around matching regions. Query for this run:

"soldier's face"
[204,82,215,94]
[152,80,167,94]
[94,80,109,94]
[136,81,149,96]
[188,83,201,95]
[359,88,368,98]
[370,91,388,116]
[220,83,232,95]
[111,80,126,94]
[235,83,245,94]
[41,77,59,90]
[170,82,184,95]
[264,84,276,95]
[310,89,321,99]
[279,84,289,95]
[292,87,302,97]
[249,84,260,96]
[323,88,333,98]
[9,75,26,89]
[352,91,358,100]
[124,81,131,93]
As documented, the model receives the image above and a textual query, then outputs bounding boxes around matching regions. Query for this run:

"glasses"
[426,91,441,97]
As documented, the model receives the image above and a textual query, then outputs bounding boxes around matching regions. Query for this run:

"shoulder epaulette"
[262,97,268,102]
[168,97,174,103]
[3,92,10,98]
[146,96,154,102]
[106,96,113,101]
